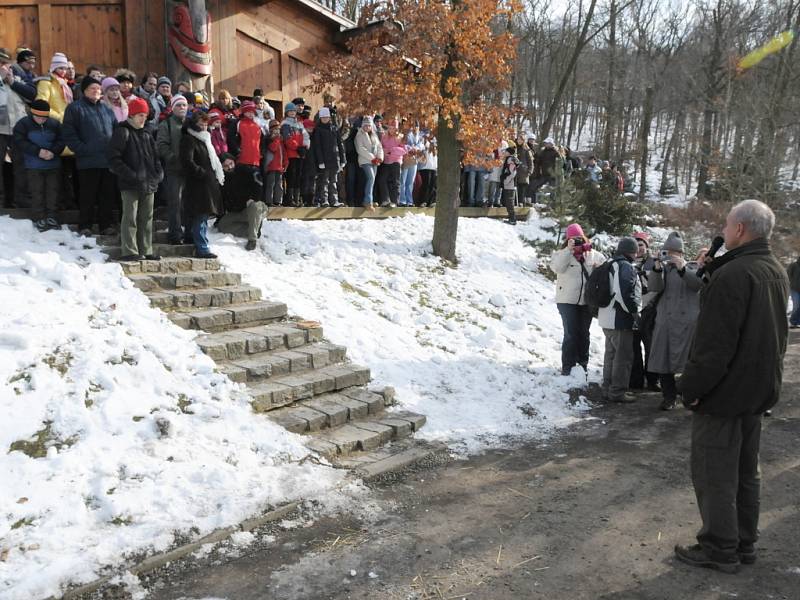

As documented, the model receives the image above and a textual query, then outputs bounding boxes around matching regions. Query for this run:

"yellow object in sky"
[737,30,795,71]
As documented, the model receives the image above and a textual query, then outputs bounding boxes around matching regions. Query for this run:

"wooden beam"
[0,0,120,5]
[37,3,54,73]
[265,206,531,221]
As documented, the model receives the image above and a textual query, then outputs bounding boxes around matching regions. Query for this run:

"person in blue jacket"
[12,99,65,231]
[61,76,117,236]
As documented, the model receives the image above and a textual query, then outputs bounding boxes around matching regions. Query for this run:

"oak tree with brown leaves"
[310,0,519,262]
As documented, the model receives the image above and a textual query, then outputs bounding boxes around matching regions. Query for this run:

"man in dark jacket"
[13,99,65,230]
[62,76,117,235]
[530,136,561,195]
[598,237,642,403]
[157,94,190,244]
[675,200,789,574]
[312,107,345,207]
[108,97,163,261]
[788,256,800,328]
[10,49,37,102]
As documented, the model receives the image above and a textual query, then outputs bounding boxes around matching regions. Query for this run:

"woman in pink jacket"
[377,119,406,207]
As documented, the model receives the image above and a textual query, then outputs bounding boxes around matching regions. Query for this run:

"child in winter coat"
[487,146,505,207]
[12,99,66,231]
[311,106,345,207]
[208,108,228,156]
[263,119,288,206]
[500,146,520,225]
[378,119,407,207]
[280,102,309,206]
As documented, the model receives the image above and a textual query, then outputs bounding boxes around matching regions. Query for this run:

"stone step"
[96,231,172,246]
[128,270,242,292]
[118,257,221,275]
[196,322,324,361]
[266,389,390,433]
[248,365,371,412]
[303,410,427,458]
[105,243,197,259]
[147,285,262,311]
[334,439,448,480]
[217,341,347,383]
[167,301,288,332]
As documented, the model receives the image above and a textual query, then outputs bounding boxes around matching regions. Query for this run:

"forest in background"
[509,0,800,204]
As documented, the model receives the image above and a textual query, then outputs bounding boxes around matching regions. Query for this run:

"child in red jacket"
[264,120,288,206]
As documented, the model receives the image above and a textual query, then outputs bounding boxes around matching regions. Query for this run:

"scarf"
[188,128,225,186]
[54,74,73,104]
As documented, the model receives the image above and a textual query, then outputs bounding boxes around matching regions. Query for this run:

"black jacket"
[535,147,561,180]
[108,121,164,193]
[311,122,345,170]
[680,239,789,416]
[180,129,222,218]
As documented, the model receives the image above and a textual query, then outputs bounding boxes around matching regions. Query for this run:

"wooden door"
[0,1,125,76]
[232,29,281,99]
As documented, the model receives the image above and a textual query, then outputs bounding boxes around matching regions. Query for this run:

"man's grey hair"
[730,199,775,239]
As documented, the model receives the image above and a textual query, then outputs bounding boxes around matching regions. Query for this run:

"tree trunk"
[540,0,598,139]
[660,111,684,195]
[601,0,617,158]
[696,107,714,198]
[432,110,461,262]
[638,87,654,202]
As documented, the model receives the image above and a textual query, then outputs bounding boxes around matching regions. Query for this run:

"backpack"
[585,258,623,314]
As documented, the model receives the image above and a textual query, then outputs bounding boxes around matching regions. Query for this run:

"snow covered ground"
[0,217,351,600]
[209,212,599,455]
[1,210,600,599]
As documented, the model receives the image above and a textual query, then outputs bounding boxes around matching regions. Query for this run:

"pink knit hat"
[565,223,586,240]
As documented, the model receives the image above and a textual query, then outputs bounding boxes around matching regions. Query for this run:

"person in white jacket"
[355,116,384,211]
[550,223,605,375]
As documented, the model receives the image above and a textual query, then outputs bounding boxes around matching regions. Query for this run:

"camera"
[660,250,669,260]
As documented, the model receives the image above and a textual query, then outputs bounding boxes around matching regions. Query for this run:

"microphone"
[697,236,724,277]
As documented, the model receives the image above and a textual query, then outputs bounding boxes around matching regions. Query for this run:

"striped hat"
[31,99,50,117]
[49,52,69,73]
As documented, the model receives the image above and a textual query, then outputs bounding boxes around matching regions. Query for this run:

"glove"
[371,158,381,165]
[318,164,325,170]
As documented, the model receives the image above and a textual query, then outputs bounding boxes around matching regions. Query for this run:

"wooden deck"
[0,206,529,224]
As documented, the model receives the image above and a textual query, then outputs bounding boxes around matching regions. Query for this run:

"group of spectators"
[0,47,637,258]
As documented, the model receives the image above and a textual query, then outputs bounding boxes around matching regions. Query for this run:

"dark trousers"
[28,168,61,220]
[78,168,115,231]
[285,158,303,194]
[0,134,10,207]
[377,162,401,205]
[691,413,761,558]
[10,140,31,207]
[630,331,659,389]
[264,171,283,206]
[557,303,593,373]
[345,160,364,206]
[502,188,516,222]
[315,167,338,205]
[419,169,436,206]
[660,373,677,400]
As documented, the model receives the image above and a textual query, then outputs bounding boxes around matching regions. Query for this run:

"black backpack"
[585,258,623,314]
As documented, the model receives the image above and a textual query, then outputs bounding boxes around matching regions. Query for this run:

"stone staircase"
[109,241,430,464]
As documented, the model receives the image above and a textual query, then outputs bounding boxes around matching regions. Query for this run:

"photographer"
[646,232,702,410]
[550,223,606,375]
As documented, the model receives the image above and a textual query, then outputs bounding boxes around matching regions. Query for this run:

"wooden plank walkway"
[0,206,529,224]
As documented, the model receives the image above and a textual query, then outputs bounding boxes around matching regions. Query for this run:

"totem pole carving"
[166,0,212,92]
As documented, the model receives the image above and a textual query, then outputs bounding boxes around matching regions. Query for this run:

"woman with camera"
[550,223,606,375]
[647,232,702,410]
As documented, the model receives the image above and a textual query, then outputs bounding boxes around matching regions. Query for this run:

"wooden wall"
[0,0,340,111]
[209,0,341,112]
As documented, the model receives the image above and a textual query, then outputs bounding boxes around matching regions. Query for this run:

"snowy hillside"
[210,212,598,455]
[0,218,348,600]
[1,211,599,599]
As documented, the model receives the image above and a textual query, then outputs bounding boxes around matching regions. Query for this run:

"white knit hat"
[171,94,188,108]
[319,107,331,118]
[49,52,69,73]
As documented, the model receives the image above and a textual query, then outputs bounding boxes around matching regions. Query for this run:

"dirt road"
[140,331,800,600]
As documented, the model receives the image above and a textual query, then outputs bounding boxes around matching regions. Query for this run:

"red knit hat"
[240,100,256,115]
[208,108,224,123]
[632,231,651,246]
[127,96,149,117]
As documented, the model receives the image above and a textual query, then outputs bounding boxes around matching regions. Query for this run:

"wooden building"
[0,0,353,110]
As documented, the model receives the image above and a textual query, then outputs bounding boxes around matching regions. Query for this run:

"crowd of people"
[0,48,632,258]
